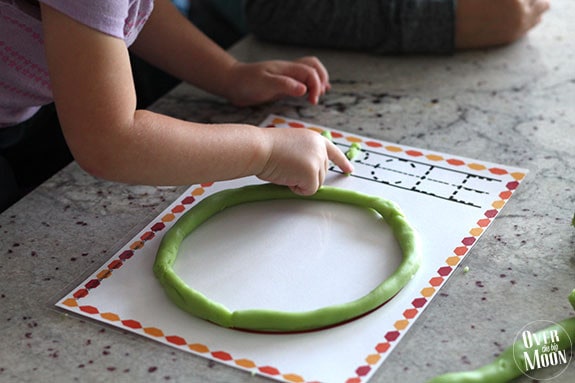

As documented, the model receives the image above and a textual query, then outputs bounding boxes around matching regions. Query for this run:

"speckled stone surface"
[1,3,575,383]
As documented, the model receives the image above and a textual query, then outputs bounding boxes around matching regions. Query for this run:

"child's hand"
[224,56,331,106]
[256,128,353,196]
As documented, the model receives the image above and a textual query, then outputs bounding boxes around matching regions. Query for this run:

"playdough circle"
[153,183,421,332]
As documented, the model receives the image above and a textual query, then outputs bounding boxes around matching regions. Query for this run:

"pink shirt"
[0,0,154,127]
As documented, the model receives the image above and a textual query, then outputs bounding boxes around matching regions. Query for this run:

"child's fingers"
[271,75,308,99]
[276,62,324,104]
[326,140,354,175]
[295,56,331,91]
[289,174,320,196]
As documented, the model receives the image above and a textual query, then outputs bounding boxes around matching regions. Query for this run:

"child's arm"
[455,0,550,49]
[130,0,330,105]
[40,3,351,196]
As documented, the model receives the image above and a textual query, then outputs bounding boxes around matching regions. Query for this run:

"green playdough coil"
[154,183,421,332]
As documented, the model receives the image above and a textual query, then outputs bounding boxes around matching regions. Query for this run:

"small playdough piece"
[154,183,421,332]
[320,130,333,141]
[427,289,575,383]
[345,142,362,161]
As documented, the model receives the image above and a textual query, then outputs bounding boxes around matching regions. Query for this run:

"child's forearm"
[82,109,268,186]
[129,0,238,99]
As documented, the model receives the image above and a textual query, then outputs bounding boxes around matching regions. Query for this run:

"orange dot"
[429,277,444,286]
[283,373,305,383]
[191,188,205,196]
[171,205,185,213]
[189,343,210,353]
[394,319,409,330]
[62,298,78,307]
[426,154,443,161]
[499,191,512,200]
[511,172,526,181]
[97,269,112,279]
[454,246,468,256]
[489,167,508,175]
[365,354,381,365]
[470,227,483,236]
[101,312,120,321]
[375,342,390,353]
[421,287,435,297]
[130,241,145,250]
[235,359,256,368]
[492,200,505,209]
[403,308,418,319]
[476,219,490,227]
[162,213,176,222]
[446,256,460,266]
[468,163,487,171]
[385,145,403,152]
[144,327,164,337]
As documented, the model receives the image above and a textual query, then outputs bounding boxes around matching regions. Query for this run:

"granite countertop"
[1,2,574,383]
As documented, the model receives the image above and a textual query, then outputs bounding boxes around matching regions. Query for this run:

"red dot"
[447,158,465,166]
[108,260,123,270]
[437,266,452,276]
[506,181,519,190]
[119,250,134,261]
[140,231,155,241]
[385,331,400,342]
[181,196,196,205]
[489,168,508,175]
[258,365,280,375]
[406,150,423,157]
[484,209,498,218]
[79,305,99,315]
[356,365,371,376]
[375,342,390,353]
[73,289,89,299]
[412,298,427,308]
[166,335,187,346]
[85,279,100,289]
[122,320,142,329]
[151,222,165,232]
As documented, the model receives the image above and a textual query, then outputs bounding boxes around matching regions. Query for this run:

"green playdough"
[154,183,421,332]
[346,142,362,161]
[428,289,575,383]
[320,130,333,141]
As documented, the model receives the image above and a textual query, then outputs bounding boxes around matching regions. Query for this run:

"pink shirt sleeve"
[39,0,153,45]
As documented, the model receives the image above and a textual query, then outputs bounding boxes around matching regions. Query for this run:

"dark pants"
[0,104,72,212]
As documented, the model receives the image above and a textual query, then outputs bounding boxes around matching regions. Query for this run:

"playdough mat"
[56,115,527,383]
